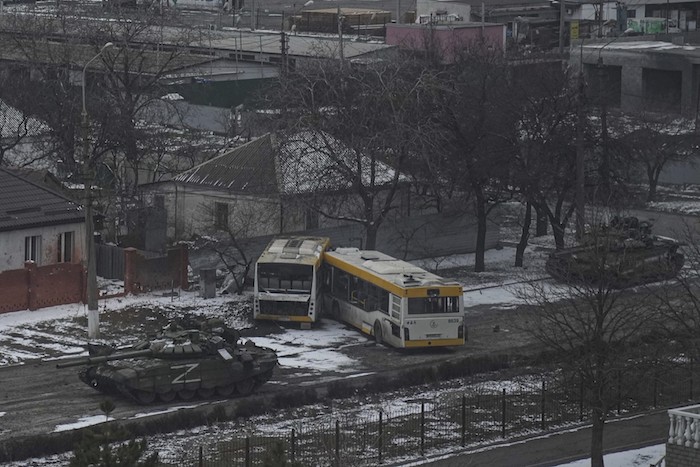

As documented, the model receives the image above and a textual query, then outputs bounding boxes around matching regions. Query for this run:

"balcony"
[667,404,700,466]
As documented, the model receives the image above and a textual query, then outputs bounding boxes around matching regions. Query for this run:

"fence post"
[541,380,546,431]
[245,436,250,467]
[25,261,37,311]
[291,428,296,463]
[690,357,694,401]
[378,411,383,464]
[199,445,203,467]
[420,402,425,456]
[335,420,340,466]
[616,370,621,415]
[579,377,584,422]
[501,388,506,439]
[461,394,466,447]
[123,247,138,295]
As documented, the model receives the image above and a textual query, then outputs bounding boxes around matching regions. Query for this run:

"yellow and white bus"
[323,248,465,348]
[253,236,331,327]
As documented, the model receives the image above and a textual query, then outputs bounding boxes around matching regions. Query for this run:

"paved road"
[397,410,669,467]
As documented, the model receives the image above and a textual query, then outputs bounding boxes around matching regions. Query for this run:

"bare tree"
[264,54,428,249]
[509,64,580,254]
[197,198,278,294]
[613,112,698,202]
[518,212,665,467]
[422,43,517,272]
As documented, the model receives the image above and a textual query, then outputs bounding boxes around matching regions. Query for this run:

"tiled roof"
[0,168,84,232]
[173,134,279,194]
[172,132,401,196]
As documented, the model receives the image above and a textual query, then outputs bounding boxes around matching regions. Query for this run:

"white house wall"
[415,0,471,23]
[0,222,86,271]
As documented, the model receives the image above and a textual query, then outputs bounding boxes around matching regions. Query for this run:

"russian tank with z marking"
[56,317,277,404]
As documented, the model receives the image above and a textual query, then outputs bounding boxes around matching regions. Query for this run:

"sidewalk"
[397,410,669,467]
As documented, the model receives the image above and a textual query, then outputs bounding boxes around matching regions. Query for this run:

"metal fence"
[95,243,125,280]
[157,360,698,466]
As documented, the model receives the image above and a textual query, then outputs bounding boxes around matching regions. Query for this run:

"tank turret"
[545,216,684,288]
[57,316,277,404]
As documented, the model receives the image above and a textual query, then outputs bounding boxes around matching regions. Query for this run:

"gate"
[95,243,125,280]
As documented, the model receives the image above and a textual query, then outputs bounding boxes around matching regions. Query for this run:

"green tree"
[70,428,158,467]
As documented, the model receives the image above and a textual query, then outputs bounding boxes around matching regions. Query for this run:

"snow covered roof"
[277,131,401,194]
[0,100,49,139]
[171,131,402,195]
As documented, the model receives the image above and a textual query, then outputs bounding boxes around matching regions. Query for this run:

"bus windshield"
[407,296,460,315]
[258,264,314,292]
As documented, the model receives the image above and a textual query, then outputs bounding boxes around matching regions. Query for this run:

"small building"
[0,167,86,272]
[386,22,507,62]
[139,132,409,243]
[570,38,700,118]
[295,8,392,34]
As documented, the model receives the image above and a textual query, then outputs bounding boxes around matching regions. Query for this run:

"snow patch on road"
[54,415,114,432]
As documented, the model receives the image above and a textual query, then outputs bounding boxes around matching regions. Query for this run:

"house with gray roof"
[139,131,410,242]
[0,168,86,272]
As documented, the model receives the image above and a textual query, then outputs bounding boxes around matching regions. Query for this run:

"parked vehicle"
[323,248,466,348]
[253,236,330,327]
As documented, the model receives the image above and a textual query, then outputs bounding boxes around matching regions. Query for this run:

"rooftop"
[0,168,84,232]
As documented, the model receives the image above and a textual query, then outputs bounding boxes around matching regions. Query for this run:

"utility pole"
[338,6,344,69]
[575,70,586,239]
[597,57,610,197]
[82,43,113,339]
[280,31,288,73]
[558,0,566,54]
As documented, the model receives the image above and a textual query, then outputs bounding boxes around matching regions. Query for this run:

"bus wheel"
[373,321,384,346]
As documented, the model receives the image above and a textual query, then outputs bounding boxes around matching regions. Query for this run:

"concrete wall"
[145,182,416,242]
[571,42,700,118]
[0,222,85,272]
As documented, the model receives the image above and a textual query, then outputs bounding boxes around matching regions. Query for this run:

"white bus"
[253,236,330,327]
[323,248,465,348]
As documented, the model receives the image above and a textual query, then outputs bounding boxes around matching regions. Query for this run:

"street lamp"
[81,42,113,340]
[291,0,313,34]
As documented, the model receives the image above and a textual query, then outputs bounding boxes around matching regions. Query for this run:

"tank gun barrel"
[56,349,153,368]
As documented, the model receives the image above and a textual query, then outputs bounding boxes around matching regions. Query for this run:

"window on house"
[215,202,229,229]
[24,235,41,263]
[58,231,74,263]
[627,9,636,18]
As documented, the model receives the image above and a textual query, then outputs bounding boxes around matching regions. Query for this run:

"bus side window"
[368,285,388,315]
[390,294,401,319]
[333,269,349,299]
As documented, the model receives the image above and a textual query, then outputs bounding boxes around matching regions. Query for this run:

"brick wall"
[0,268,30,313]
[667,442,700,467]
[0,262,85,314]
[29,262,84,310]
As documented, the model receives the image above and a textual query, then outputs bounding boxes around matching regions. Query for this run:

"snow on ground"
[554,444,665,467]
[54,415,115,433]
[247,319,369,373]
